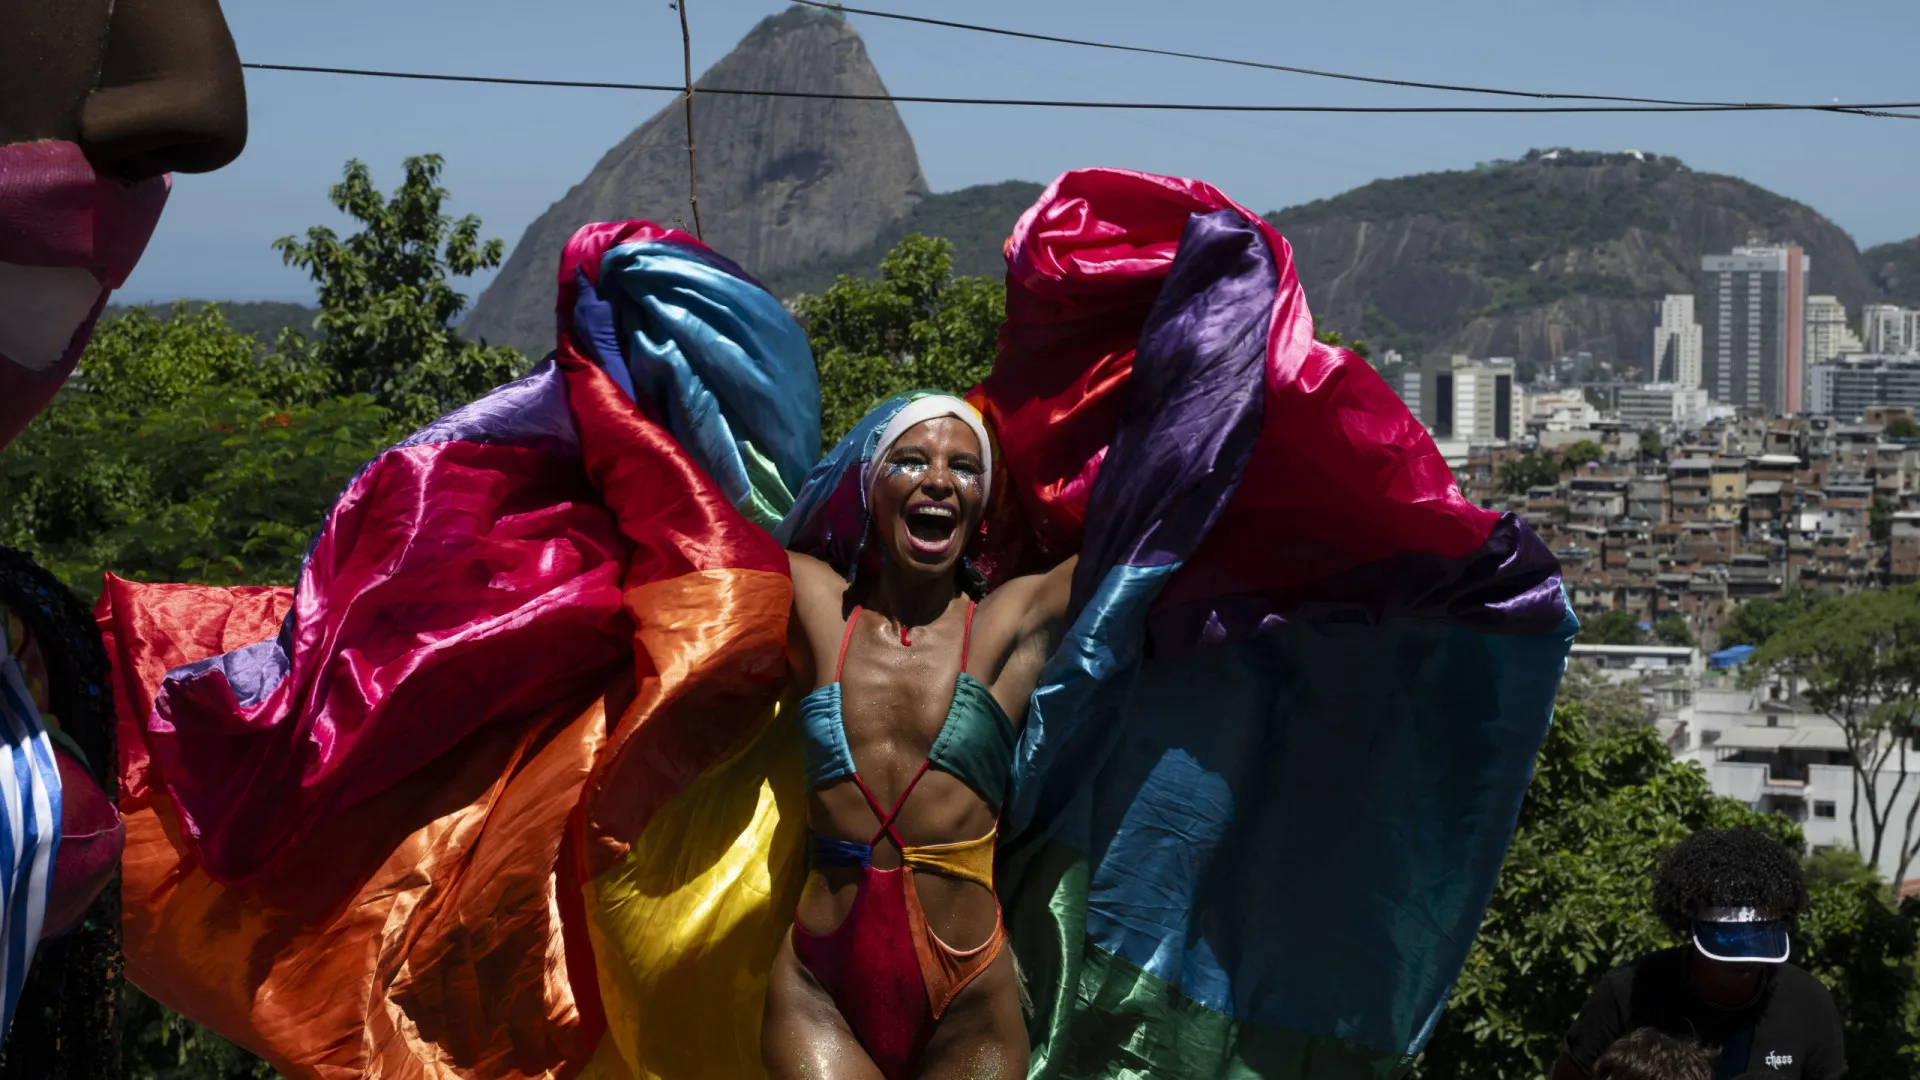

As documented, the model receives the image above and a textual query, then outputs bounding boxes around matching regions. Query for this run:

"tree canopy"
[1577,609,1646,646]
[1750,588,1920,886]
[1560,439,1606,470]
[1652,614,1694,647]
[0,304,389,596]
[273,155,525,429]
[795,234,1004,450]
[1415,691,1920,1079]
[1717,589,1816,649]
[1500,451,1561,494]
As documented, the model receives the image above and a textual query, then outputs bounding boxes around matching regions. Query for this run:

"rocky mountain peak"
[463,7,928,356]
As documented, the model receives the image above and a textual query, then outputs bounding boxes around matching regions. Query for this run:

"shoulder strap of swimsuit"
[834,605,862,682]
[960,600,975,669]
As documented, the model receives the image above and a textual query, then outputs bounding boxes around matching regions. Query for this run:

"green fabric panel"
[1001,837,1408,1080]
[929,674,1017,810]
[738,438,795,530]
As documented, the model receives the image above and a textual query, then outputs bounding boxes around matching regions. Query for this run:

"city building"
[1524,389,1602,432]
[1805,295,1863,366]
[1413,355,1515,441]
[1702,245,1809,414]
[1618,384,1712,429]
[1670,677,1920,887]
[1860,304,1920,355]
[1806,353,1920,419]
[1651,294,1703,387]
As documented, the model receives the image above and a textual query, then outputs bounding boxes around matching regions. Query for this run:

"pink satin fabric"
[975,167,1495,600]
[146,441,633,884]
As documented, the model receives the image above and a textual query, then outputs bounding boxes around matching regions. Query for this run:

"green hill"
[1265,149,1887,367]
[760,180,1043,297]
[103,300,318,345]
[1866,236,1920,306]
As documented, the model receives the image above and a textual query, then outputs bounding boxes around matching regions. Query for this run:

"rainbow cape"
[102,171,1572,1080]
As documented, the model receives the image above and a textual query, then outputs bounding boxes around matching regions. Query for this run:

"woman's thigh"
[918,947,1029,1080]
[762,928,885,1080]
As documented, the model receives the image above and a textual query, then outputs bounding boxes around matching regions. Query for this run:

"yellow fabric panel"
[583,699,806,1080]
[902,829,997,892]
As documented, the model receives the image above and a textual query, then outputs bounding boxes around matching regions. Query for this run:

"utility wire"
[239,64,1920,118]
[788,0,1915,120]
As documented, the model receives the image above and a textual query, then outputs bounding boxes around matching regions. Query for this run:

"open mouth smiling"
[902,500,960,556]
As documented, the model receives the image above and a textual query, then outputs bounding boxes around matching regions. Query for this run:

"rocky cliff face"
[1866,235,1920,306]
[463,8,929,356]
[1269,151,1887,369]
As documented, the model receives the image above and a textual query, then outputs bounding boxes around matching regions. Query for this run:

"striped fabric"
[0,615,61,1041]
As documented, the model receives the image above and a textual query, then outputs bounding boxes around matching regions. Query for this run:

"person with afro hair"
[1549,828,1845,1080]
[1591,1028,1716,1080]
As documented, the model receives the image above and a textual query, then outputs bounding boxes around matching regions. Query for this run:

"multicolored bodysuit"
[793,601,1017,1080]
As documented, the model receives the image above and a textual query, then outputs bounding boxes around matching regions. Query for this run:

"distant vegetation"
[103,300,317,347]
[1867,235,1920,306]
[1269,159,1674,287]
[763,181,1043,298]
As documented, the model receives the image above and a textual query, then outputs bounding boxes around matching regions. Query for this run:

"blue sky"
[119,0,1915,303]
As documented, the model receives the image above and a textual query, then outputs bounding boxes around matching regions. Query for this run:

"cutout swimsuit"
[793,602,1017,1080]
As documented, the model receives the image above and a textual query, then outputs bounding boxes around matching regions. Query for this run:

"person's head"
[1,0,248,448]
[1591,1027,1716,1080]
[1653,827,1809,1005]
[862,395,992,590]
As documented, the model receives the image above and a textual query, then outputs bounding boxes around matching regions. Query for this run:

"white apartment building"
[1861,304,1920,355]
[1651,294,1703,388]
[1805,294,1864,367]
[1668,676,1920,888]
[1523,389,1602,432]
[1618,383,1712,429]
[1414,356,1515,441]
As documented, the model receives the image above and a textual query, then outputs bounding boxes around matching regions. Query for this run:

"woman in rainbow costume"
[103,169,1575,1079]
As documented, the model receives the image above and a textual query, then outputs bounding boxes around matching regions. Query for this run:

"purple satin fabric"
[1070,209,1273,618]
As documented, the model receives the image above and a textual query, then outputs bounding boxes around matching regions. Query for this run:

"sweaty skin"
[763,415,1077,1079]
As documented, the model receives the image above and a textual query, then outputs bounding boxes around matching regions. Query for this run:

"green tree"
[1717,589,1816,649]
[1560,439,1605,470]
[274,155,525,429]
[1554,659,1647,731]
[123,986,277,1080]
[1652,614,1694,647]
[1313,326,1372,361]
[1888,416,1920,439]
[1415,698,1920,1080]
[1637,428,1663,461]
[1499,452,1561,494]
[0,305,388,596]
[1874,493,1893,544]
[1578,609,1646,646]
[1751,589,1920,887]
[794,234,1004,449]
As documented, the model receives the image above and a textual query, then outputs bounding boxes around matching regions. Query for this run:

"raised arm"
[784,550,848,693]
[1031,553,1080,656]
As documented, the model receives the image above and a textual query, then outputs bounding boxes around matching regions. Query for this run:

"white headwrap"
[863,394,993,506]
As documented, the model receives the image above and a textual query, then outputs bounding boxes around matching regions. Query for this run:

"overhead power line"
[788,0,1915,120]
[239,64,1920,118]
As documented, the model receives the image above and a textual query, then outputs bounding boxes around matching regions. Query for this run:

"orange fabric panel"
[577,568,792,879]
[103,578,603,1080]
